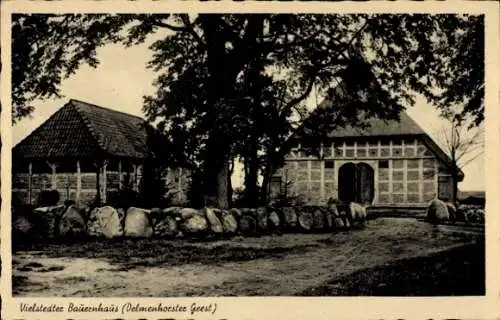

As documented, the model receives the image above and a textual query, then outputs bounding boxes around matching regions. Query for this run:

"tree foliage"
[11,13,485,206]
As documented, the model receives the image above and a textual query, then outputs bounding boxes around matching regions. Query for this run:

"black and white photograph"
[1,2,499,318]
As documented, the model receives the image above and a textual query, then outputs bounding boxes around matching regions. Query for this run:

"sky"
[11,42,485,192]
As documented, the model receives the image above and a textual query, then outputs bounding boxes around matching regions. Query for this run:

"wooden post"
[95,160,101,205]
[102,160,108,204]
[48,161,57,190]
[28,162,33,205]
[76,160,81,205]
[118,160,122,189]
[132,163,138,191]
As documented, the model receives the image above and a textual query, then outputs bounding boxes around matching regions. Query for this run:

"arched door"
[338,162,357,203]
[356,162,375,204]
[338,162,375,204]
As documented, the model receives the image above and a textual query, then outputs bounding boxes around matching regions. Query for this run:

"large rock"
[446,203,457,221]
[87,206,124,239]
[324,208,334,230]
[312,207,325,230]
[256,207,268,231]
[204,207,224,234]
[336,205,352,229]
[229,208,243,220]
[349,203,367,226]
[476,208,485,222]
[268,209,281,230]
[182,214,208,234]
[239,215,257,235]
[298,209,314,231]
[153,215,178,238]
[282,207,298,228]
[59,205,86,238]
[220,210,238,234]
[333,217,346,228]
[181,208,202,220]
[33,205,66,238]
[426,198,449,223]
[124,207,153,238]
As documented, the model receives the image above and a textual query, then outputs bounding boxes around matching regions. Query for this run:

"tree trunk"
[227,158,234,207]
[199,15,265,209]
[244,147,259,205]
[452,171,459,207]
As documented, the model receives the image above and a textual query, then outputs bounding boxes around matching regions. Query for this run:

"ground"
[12,218,484,297]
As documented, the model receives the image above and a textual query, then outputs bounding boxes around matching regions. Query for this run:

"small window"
[325,161,334,169]
[379,160,389,169]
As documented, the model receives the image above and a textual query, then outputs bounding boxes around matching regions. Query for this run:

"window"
[379,160,389,169]
[325,161,334,169]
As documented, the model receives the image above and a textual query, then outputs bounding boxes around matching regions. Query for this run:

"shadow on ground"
[300,240,485,296]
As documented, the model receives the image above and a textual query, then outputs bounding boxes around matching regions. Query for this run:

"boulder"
[298,209,314,231]
[124,207,153,238]
[229,208,243,220]
[282,207,298,228]
[181,208,202,220]
[476,208,485,222]
[256,207,268,231]
[163,207,183,216]
[87,206,123,239]
[268,210,281,230]
[182,214,209,234]
[153,215,178,238]
[426,198,449,223]
[349,203,367,226]
[466,208,485,223]
[337,207,352,229]
[446,203,457,221]
[324,209,334,230]
[333,217,346,228]
[220,210,238,234]
[59,205,86,238]
[312,208,325,230]
[204,207,224,234]
[33,205,66,238]
[239,215,257,235]
[149,207,163,226]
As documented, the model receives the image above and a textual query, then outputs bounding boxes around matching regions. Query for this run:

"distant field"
[13,218,484,297]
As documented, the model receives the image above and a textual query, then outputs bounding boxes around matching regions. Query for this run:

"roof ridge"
[69,98,145,122]
[70,100,108,153]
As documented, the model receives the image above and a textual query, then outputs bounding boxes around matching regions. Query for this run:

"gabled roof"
[319,108,427,138]
[13,99,150,160]
[298,96,465,180]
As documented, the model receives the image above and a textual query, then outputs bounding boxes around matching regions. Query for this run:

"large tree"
[12,14,485,207]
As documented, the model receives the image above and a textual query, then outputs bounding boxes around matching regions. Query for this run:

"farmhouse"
[269,104,464,207]
[12,99,187,206]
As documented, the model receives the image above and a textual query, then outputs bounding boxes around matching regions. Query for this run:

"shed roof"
[13,99,150,160]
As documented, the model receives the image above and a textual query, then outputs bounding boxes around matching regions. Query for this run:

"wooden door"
[338,163,357,203]
[356,162,375,204]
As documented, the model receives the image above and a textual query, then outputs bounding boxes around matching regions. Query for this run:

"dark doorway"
[338,162,375,204]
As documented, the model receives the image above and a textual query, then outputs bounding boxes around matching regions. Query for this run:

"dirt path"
[13,218,483,297]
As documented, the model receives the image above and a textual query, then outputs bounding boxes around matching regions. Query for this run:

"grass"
[300,240,485,296]
[14,237,320,270]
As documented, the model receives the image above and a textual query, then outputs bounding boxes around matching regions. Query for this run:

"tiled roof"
[299,93,464,180]
[13,99,150,160]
